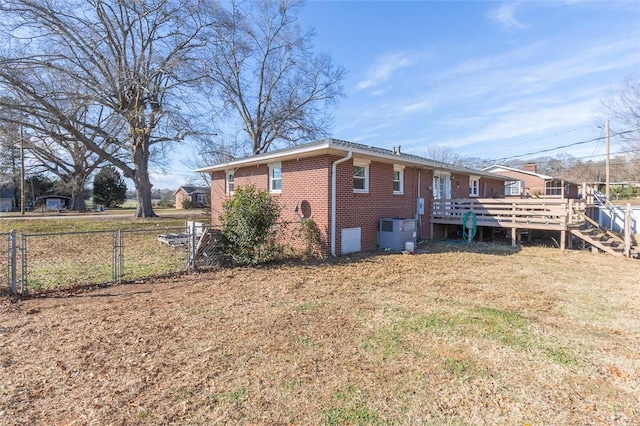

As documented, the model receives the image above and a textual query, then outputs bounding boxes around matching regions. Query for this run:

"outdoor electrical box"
[378,218,417,251]
[416,198,425,215]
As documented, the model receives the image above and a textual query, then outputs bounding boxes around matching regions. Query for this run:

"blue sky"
[152,0,640,189]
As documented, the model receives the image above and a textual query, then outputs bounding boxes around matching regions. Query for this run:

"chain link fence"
[3,222,217,296]
[2,220,317,296]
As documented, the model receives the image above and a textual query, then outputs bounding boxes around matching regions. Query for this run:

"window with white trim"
[269,163,282,193]
[469,176,479,197]
[353,160,369,193]
[195,193,206,203]
[226,172,234,194]
[393,166,404,194]
[505,180,524,196]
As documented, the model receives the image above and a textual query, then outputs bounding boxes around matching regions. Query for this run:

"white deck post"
[624,203,631,257]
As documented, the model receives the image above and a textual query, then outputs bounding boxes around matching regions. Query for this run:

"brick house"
[197,139,508,256]
[174,186,209,209]
[483,163,581,198]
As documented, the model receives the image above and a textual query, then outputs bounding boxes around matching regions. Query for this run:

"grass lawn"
[1,242,639,424]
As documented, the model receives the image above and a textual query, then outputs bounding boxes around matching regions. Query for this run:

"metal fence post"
[9,230,16,295]
[189,221,197,272]
[20,234,27,294]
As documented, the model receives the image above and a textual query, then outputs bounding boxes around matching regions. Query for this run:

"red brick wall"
[334,159,431,254]
[209,155,443,256]
[175,189,188,209]
[481,177,508,198]
[209,158,332,254]
[210,165,270,225]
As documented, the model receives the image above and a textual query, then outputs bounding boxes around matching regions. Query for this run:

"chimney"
[524,163,537,173]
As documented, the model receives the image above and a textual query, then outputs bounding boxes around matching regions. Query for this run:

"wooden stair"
[570,213,639,258]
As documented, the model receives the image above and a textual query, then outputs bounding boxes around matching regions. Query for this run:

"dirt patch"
[1,243,639,424]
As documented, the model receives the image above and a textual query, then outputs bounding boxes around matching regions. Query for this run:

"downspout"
[331,151,353,256]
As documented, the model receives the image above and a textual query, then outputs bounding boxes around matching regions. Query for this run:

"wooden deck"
[429,198,586,249]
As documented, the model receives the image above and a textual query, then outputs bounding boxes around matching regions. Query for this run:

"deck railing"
[430,198,585,231]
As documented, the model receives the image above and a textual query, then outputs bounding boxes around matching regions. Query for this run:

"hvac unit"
[377,218,417,251]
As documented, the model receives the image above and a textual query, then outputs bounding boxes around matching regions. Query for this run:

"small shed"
[0,188,15,212]
[37,195,72,211]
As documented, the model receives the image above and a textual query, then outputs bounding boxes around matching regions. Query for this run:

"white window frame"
[353,159,370,193]
[393,165,404,195]
[226,171,235,195]
[505,180,524,196]
[469,176,480,197]
[269,163,282,193]
[433,172,451,199]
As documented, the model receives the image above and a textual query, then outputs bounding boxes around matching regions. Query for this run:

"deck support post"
[560,230,566,252]
[511,227,517,247]
[624,203,631,257]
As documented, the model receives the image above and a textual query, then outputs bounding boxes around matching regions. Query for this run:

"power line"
[490,128,640,163]
[494,125,594,148]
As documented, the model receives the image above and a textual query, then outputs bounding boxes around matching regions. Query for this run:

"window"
[469,176,479,197]
[195,193,206,203]
[269,163,282,193]
[505,180,524,196]
[393,166,404,194]
[226,172,234,194]
[353,160,369,193]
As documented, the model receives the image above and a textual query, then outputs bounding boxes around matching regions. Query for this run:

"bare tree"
[0,0,217,217]
[206,0,345,155]
[604,73,640,133]
[424,145,462,165]
[0,121,21,208]
[26,129,110,211]
[602,73,640,179]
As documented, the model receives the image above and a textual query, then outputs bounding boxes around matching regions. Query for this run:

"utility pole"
[605,119,610,201]
[20,125,25,215]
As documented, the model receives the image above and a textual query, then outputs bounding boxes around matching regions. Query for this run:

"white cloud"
[356,52,414,90]
[488,2,527,29]
[441,99,599,151]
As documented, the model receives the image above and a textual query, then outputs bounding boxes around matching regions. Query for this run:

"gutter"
[331,151,352,256]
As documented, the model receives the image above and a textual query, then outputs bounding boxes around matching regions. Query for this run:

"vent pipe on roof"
[331,150,353,256]
[392,145,402,155]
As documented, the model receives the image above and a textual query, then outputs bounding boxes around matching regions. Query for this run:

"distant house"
[0,188,15,212]
[36,195,72,211]
[174,186,209,209]
[197,138,509,256]
[483,163,581,199]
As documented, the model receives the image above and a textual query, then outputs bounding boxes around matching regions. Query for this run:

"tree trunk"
[132,143,157,218]
[69,177,87,211]
[70,191,87,211]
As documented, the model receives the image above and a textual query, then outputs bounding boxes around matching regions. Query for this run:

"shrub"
[299,218,321,258]
[220,185,281,265]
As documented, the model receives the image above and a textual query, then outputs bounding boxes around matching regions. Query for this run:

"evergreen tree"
[92,166,126,208]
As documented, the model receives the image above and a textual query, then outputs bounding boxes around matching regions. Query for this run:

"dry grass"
[1,242,639,425]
